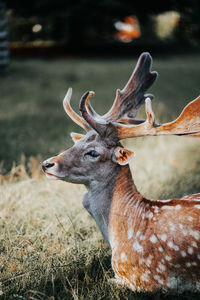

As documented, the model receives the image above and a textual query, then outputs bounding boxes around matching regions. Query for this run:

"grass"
[0,54,200,299]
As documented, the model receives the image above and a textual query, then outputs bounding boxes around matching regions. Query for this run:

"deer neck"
[82,164,142,245]
[108,165,144,249]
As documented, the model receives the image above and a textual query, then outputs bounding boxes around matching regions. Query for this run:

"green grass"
[1,54,200,172]
[1,54,200,299]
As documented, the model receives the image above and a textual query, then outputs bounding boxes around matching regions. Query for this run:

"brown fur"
[109,166,200,292]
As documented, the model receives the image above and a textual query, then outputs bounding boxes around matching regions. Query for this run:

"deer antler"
[80,91,108,137]
[63,52,200,141]
[116,96,200,139]
[103,52,157,123]
[63,88,91,131]
[84,52,157,125]
[76,52,158,135]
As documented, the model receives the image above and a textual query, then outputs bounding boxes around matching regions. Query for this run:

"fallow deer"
[42,53,200,293]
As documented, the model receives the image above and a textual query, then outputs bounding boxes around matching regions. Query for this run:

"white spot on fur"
[158,262,166,271]
[197,253,200,260]
[128,227,133,239]
[160,233,167,242]
[139,235,145,241]
[121,252,127,262]
[179,224,184,229]
[188,247,193,255]
[153,206,159,214]
[192,241,198,248]
[188,216,193,221]
[161,205,173,210]
[167,241,179,251]
[168,241,174,248]
[146,255,152,267]
[174,245,179,251]
[182,229,188,236]
[168,221,176,231]
[181,251,187,257]
[133,240,143,253]
[141,270,150,282]
[154,275,164,284]
[190,230,199,240]
[156,268,161,273]
[158,247,164,252]
[186,262,191,267]
[150,234,157,243]
[175,205,181,210]
[165,255,172,261]
[194,205,200,209]
[148,212,153,219]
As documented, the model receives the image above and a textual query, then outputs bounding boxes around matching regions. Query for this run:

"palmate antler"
[116,96,200,139]
[103,52,157,124]
[63,52,200,140]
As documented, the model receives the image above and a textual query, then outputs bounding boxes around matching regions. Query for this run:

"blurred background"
[2,0,200,57]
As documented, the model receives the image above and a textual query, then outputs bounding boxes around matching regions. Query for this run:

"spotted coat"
[109,166,200,293]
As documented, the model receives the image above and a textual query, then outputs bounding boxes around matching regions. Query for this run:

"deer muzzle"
[42,157,59,179]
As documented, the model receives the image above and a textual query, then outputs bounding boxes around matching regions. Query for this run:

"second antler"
[116,95,200,139]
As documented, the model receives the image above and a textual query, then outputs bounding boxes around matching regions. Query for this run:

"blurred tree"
[6,0,200,45]
[0,1,9,72]
[173,0,200,44]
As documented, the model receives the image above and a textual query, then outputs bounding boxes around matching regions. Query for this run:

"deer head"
[42,52,200,184]
[42,53,157,183]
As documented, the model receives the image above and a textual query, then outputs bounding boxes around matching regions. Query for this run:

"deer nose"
[42,160,55,172]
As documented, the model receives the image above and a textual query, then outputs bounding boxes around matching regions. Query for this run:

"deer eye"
[84,150,100,158]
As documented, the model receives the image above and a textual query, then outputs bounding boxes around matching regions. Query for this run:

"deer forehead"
[75,130,121,152]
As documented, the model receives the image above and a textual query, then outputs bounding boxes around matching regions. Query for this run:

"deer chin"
[44,171,59,180]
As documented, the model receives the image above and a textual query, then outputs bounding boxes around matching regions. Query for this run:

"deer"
[42,53,200,293]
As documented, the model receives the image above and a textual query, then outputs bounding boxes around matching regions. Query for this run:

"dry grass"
[0,158,111,299]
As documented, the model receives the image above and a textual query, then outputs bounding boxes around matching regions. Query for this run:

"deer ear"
[70,132,85,143]
[113,147,134,165]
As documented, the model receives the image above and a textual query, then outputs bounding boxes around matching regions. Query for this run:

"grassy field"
[1,54,200,299]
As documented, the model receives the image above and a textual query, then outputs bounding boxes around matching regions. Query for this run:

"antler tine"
[103,52,158,123]
[156,95,200,136]
[80,91,108,137]
[84,91,100,119]
[117,95,200,139]
[63,88,91,131]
